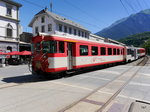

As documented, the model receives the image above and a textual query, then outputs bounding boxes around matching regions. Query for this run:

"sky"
[14,0,150,33]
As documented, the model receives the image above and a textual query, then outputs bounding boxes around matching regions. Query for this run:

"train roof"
[34,33,124,47]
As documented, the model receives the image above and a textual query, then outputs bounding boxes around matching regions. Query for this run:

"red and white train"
[31,34,146,75]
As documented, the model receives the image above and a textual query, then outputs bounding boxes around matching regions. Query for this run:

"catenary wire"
[124,0,137,13]
[63,0,105,24]
[143,0,149,9]
[136,0,143,10]
[19,0,102,31]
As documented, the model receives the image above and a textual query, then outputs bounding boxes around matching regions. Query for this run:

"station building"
[29,8,90,39]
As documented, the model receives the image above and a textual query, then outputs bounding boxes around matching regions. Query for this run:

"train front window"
[36,42,41,52]
[31,43,35,53]
[42,40,57,53]
[58,41,64,53]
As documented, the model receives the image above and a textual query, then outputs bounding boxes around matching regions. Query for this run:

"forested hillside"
[118,32,150,54]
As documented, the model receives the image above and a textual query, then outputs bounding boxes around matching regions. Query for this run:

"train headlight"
[43,55,47,59]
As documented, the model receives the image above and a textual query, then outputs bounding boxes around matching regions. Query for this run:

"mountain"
[96,9,150,40]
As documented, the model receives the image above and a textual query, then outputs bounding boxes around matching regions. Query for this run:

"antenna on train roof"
[50,0,53,12]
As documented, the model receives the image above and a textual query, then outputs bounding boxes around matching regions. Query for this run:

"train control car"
[137,48,146,58]
[126,46,137,62]
[31,35,126,75]
[29,9,146,76]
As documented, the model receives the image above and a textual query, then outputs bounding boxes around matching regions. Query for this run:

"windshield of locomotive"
[42,40,57,53]
[31,43,35,53]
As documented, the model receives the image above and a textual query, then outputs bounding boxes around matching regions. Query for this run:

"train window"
[113,48,116,55]
[100,47,106,55]
[117,49,120,55]
[36,42,41,53]
[121,49,123,55]
[92,46,98,55]
[58,41,64,53]
[127,49,131,55]
[80,45,88,56]
[123,48,125,55]
[108,48,112,55]
[42,40,57,53]
[131,50,134,56]
[31,43,35,53]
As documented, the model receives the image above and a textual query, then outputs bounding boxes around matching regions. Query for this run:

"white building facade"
[29,8,90,39]
[0,0,22,56]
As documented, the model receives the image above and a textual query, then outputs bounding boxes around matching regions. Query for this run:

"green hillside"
[118,32,150,54]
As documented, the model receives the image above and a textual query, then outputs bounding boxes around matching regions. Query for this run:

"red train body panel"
[31,35,145,74]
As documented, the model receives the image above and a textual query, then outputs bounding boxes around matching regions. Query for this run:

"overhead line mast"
[50,0,53,12]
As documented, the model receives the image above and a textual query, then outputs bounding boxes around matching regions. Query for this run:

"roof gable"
[29,9,89,31]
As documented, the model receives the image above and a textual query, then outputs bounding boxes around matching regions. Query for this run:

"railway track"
[59,56,149,112]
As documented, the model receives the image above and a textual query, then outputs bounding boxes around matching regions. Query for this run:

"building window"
[59,24,62,32]
[69,27,72,34]
[74,29,77,35]
[92,46,98,55]
[85,33,87,38]
[64,26,67,33]
[41,16,45,23]
[48,24,52,31]
[6,5,12,17]
[78,30,80,36]
[41,25,45,32]
[80,45,88,56]
[82,31,84,37]
[6,23,13,38]
[100,47,106,55]
[35,27,38,34]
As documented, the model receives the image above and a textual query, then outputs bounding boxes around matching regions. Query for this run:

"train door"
[67,43,73,70]
[123,48,126,61]
[134,49,136,60]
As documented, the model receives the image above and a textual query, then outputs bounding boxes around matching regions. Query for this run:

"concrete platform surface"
[0,59,149,112]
